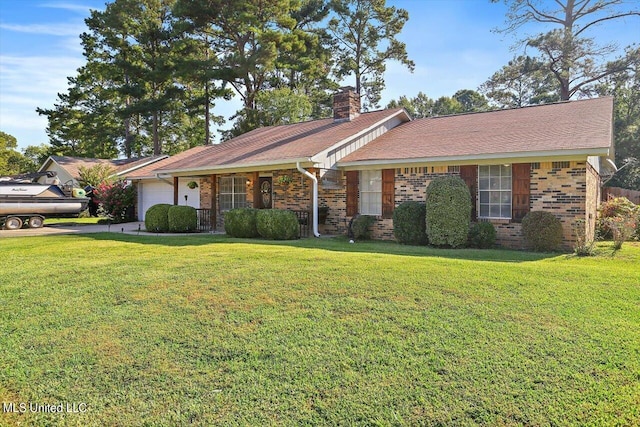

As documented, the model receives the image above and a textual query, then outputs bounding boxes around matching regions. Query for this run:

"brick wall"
[529,161,588,248]
[331,167,458,240]
[585,163,600,241]
[272,169,312,211]
[198,161,596,248]
[199,169,314,230]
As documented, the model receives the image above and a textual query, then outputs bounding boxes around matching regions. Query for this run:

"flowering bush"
[596,197,639,240]
[93,181,137,223]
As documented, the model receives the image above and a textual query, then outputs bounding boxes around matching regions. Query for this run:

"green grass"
[43,217,103,226]
[1,235,639,426]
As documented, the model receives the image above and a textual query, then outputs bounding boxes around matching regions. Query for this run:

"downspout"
[296,162,320,237]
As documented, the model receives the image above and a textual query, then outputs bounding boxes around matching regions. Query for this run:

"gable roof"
[125,147,209,179]
[39,155,167,179]
[339,97,614,167]
[156,108,409,174]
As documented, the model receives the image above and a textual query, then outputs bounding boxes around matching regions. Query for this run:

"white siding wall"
[137,178,201,221]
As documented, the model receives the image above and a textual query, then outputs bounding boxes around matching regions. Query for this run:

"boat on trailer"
[0,172,89,230]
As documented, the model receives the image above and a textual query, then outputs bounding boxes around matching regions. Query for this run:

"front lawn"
[1,235,638,426]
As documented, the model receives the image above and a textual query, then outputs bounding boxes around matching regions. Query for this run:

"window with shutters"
[360,170,382,216]
[219,176,247,211]
[478,165,511,219]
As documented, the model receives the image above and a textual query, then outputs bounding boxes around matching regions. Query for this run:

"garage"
[136,178,200,221]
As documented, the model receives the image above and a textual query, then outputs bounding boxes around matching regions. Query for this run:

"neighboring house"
[144,87,615,249]
[39,155,166,187]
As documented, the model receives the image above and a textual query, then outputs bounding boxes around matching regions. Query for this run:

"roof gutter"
[158,157,313,175]
[296,162,320,238]
[338,148,612,169]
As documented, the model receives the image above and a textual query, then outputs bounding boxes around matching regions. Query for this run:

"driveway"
[0,221,147,238]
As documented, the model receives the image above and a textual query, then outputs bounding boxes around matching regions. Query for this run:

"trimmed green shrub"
[145,204,171,233]
[393,201,427,245]
[224,208,259,238]
[468,222,497,249]
[256,209,299,240]
[350,215,376,240]
[522,211,563,252]
[168,205,197,233]
[425,176,471,248]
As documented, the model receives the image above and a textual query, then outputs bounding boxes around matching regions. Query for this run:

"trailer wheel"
[29,216,44,228]
[4,217,23,230]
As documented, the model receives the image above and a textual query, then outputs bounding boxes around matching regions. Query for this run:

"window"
[359,170,382,216]
[552,161,570,169]
[219,176,247,211]
[478,165,511,219]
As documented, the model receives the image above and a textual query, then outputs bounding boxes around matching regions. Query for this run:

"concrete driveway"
[0,221,147,238]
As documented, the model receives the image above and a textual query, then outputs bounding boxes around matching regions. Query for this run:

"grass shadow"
[80,232,559,263]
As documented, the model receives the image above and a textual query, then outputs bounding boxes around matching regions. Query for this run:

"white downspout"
[296,162,320,237]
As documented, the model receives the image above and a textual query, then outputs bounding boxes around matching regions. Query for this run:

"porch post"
[252,172,260,208]
[173,177,179,205]
[210,174,217,231]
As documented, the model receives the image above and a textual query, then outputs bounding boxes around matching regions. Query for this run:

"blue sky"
[0,0,638,153]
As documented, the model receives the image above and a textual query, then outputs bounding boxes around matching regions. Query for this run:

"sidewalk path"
[0,222,217,238]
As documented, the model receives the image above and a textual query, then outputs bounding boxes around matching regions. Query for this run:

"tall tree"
[387,90,489,118]
[386,92,434,118]
[452,89,490,113]
[598,47,640,190]
[328,0,415,110]
[480,55,560,108]
[0,131,33,175]
[175,0,332,139]
[493,0,640,100]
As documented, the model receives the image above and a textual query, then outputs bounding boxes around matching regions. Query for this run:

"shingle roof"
[46,155,164,179]
[339,97,614,165]
[157,109,407,173]
[125,147,209,179]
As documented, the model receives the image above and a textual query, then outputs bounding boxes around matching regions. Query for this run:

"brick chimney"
[333,86,360,122]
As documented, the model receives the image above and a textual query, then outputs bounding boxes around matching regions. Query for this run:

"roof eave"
[156,157,315,176]
[117,155,169,177]
[337,147,612,169]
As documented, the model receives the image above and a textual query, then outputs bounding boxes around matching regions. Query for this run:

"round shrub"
[393,201,427,245]
[168,205,197,232]
[224,208,259,238]
[145,204,171,232]
[468,222,497,249]
[425,176,471,248]
[256,209,299,240]
[349,215,376,240]
[522,211,563,252]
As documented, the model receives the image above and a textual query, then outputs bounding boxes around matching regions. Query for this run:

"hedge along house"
[151,87,411,236]
[338,96,615,248]
[151,88,614,248]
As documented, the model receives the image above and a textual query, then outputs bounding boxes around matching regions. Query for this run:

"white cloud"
[0,22,85,37]
[40,2,101,14]
[0,54,84,147]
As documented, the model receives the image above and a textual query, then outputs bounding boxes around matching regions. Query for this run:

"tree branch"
[575,11,640,37]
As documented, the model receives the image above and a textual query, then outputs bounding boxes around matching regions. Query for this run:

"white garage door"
[138,180,174,221]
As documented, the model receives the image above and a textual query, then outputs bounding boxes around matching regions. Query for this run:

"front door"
[258,177,272,209]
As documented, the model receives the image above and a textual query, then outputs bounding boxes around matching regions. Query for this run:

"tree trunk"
[153,111,160,155]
